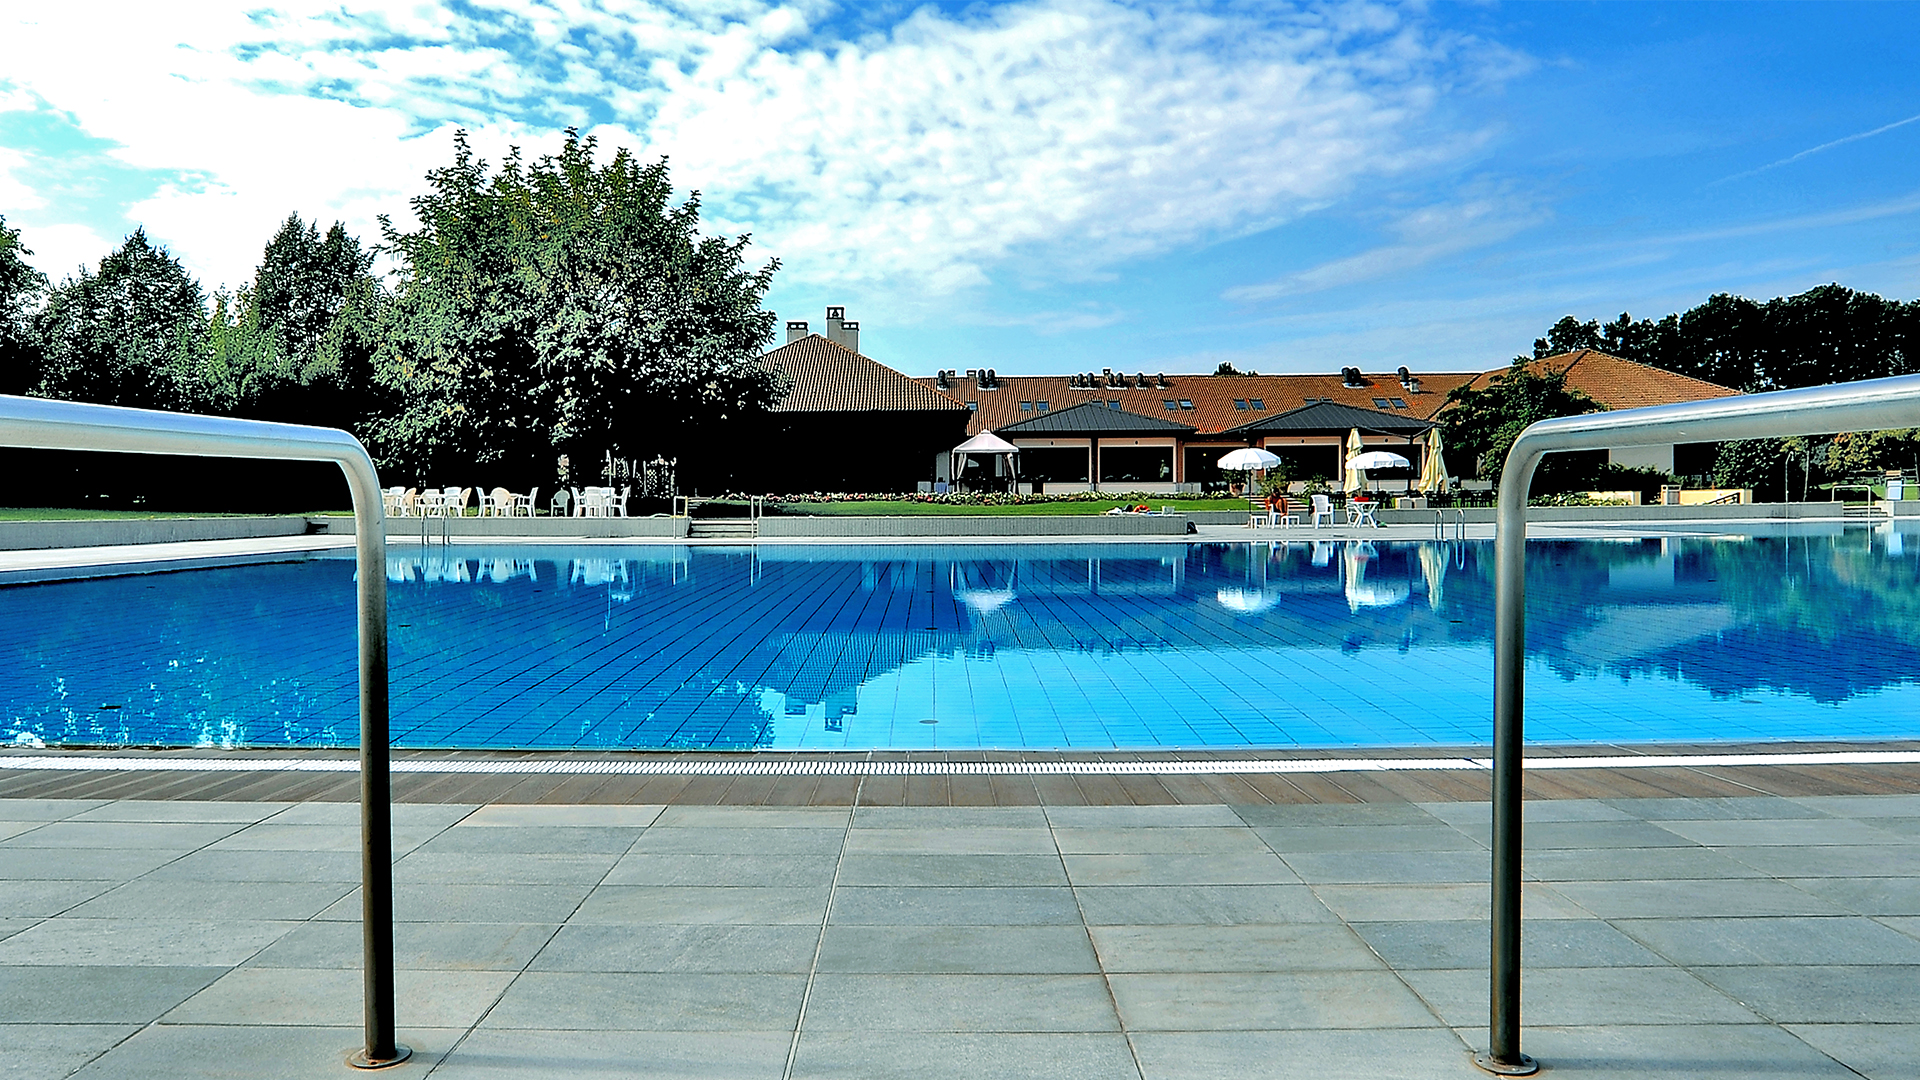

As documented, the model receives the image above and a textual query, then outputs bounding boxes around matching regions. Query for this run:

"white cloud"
[0,1,1515,296]
[1224,190,1548,302]
[17,223,114,280]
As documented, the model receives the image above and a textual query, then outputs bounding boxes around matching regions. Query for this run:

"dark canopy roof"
[999,400,1196,436]
[1225,399,1435,438]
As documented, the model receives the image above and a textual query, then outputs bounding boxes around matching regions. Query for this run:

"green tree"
[0,214,46,396]
[1436,358,1605,489]
[371,130,783,483]
[229,216,385,428]
[32,229,213,411]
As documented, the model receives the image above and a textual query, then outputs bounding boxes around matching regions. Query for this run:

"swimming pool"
[2,532,1917,751]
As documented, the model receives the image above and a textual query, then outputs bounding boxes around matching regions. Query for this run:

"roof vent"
[1135,372,1148,389]
[785,320,809,344]
[1341,367,1366,388]
[1157,372,1168,388]
[1397,365,1412,387]
[936,369,952,389]
[1408,377,1422,395]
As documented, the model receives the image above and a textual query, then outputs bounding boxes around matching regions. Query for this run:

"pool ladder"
[1433,508,1466,542]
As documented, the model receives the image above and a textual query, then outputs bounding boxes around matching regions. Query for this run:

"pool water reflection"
[2,531,1917,750]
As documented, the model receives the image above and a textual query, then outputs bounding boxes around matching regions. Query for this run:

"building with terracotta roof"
[729,310,1740,493]
[728,308,970,492]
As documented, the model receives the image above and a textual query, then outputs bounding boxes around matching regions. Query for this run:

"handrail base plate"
[1473,1051,1539,1076]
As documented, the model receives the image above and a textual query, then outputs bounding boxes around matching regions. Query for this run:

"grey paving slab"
[0,847,183,880]
[164,967,513,1028]
[1880,915,1920,939]
[0,1023,139,1080]
[835,853,1067,886]
[68,800,293,823]
[601,853,840,887]
[0,878,124,917]
[0,821,242,849]
[66,1025,456,1080]
[1130,1029,1484,1080]
[1854,816,1920,839]
[627,827,847,855]
[532,923,820,973]
[652,806,851,829]
[1253,824,1482,853]
[1655,817,1909,847]
[394,851,620,885]
[802,973,1121,1032]
[816,923,1099,974]
[0,917,297,966]
[1352,918,1667,970]
[1694,965,1920,1023]
[1109,970,1437,1030]
[792,1031,1138,1080]
[457,803,664,827]
[1453,820,1701,850]
[1063,852,1299,886]
[1522,845,1767,882]
[246,920,559,971]
[68,879,351,920]
[435,1028,791,1079]
[1720,843,1920,878]
[851,806,1050,829]
[570,885,830,925]
[0,798,107,820]
[1279,849,1489,884]
[829,885,1083,926]
[1044,805,1247,828]
[0,822,68,843]
[1788,1023,1920,1080]
[317,883,596,923]
[1074,884,1338,926]
[1604,796,1829,821]
[1506,1023,1863,1079]
[844,827,1057,855]
[1404,966,1764,1028]
[1310,882,1588,922]
[207,823,442,853]
[265,802,477,828]
[1089,923,1384,973]
[1052,827,1271,855]
[1236,803,1445,828]
[416,825,644,855]
[0,918,41,942]
[0,965,223,1023]
[1617,915,1920,966]
[1793,794,1920,818]
[140,848,361,883]
[482,971,807,1030]
[1550,877,1851,918]
[1418,799,1636,825]
[1783,878,1920,916]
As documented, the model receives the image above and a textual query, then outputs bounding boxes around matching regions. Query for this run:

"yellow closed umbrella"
[1418,427,1450,494]
[1343,429,1366,495]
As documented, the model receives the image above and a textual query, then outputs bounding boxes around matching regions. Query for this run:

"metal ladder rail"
[1481,371,1920,1076]
[0,394,408,1069]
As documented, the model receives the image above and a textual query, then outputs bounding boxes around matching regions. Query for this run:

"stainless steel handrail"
[1481,371,1920,1075]
[0,394,409,1070]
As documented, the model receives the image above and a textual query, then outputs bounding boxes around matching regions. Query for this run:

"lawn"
[764,497,1253,516]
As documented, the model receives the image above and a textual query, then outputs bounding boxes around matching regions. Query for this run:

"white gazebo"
[950,431,1020,491]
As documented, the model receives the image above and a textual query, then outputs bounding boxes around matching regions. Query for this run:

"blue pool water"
[2,533,1918,751]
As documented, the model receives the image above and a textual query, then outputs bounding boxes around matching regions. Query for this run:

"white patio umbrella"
[1216,447,1281,471]
[1346,449,1409,495]
[1417,427,1450,494]
[1218,447,1281,498]
[1343,429,1366,494]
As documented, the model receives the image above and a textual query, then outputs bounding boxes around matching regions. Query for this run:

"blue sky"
[1,2,1915,376]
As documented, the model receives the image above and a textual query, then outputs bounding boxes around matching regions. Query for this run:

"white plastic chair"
[607,488,629,517]
[516,487,539,518]
[1310,494,1335,528]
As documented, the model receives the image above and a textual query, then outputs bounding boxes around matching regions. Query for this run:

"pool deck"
[0,746,1915,1079]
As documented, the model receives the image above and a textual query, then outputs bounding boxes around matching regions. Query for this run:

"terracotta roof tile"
[999,399,1196,435]
[762,335,968,413]
[1432,350,1741,417]
[917,370,1475,437]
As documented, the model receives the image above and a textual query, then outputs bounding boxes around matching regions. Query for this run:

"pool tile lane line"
[3,795,1918,1078]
